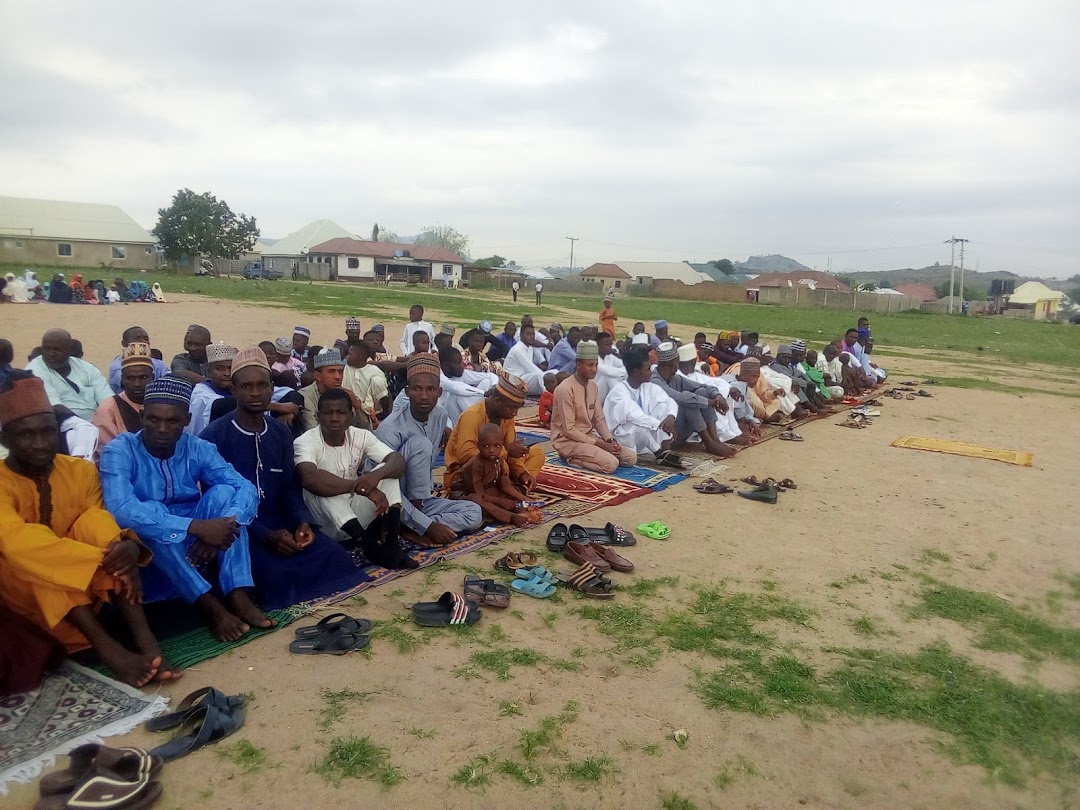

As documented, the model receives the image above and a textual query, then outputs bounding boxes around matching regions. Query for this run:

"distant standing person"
[511,280,519,302]
[535,281,543,305]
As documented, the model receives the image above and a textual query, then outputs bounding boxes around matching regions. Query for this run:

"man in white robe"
[595,333,627,401]
[603,345,678,461]
[675,345,742,442]
[399,304,436,357]
[758,355,799,415]
[503,324,547,395]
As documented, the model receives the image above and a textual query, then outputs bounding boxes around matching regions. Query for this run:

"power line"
[565,236,579,273]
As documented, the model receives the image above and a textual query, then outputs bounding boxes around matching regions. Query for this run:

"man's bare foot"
[197,594,249,642]
[99,645,160,688]
[225,589,275,630]
[730,434,752,446]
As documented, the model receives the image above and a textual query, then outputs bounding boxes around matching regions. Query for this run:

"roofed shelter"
[306,237,468,285]
[1006,281,1065,320]
[0,195,157,270]
[579,263,632,289]
[262,219,358,279]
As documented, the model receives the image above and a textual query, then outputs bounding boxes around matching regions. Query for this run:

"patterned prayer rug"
[535,463,652,507]
[514,415,549,433]
[515,430,550,447]
[544,455,687,492]
[0,662,169,794]
[890,436,1034,467]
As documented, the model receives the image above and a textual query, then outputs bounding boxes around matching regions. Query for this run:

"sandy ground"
[4,297,1080,810]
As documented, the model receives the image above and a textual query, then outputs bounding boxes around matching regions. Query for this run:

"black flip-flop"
[412,592,482,627]
[289,630,370,655]
[546,522,570,552]
[654,450,686,469]
[585,522,637,547]
[567,524,591,545]
[693,479,733,494]
[293,613,372,640]
[145,687,246,733]
[149,703,245,762]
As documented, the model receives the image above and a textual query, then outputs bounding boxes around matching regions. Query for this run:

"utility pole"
[944,236,965,314]
[565,236,579,274]
[957,238,970,308]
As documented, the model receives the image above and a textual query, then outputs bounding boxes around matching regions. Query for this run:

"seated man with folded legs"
[551,341,636,473]
[100,376,272,642]
[375,354,483,547]
[651,342,736,457]
[0,377,179,686]
[676,344,745,445]
[294,388,415,569]
[201,348,367,609]
[603,346,681,465]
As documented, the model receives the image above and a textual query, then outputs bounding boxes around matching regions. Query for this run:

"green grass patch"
[851,616,881,637]
[314,736,402,788]
[560,756,617,781]
[919,548,953,564]
[660,790,698,810]
[318,687,372,731]
[627,576,681,598]
[215,739,273,774]
[916,583,1080,662]
[829,573,870,589]
[369,616,432,654]
[450,755,493,789]
[498,700,524,717]
[407,726,435,739]
[713,757,761,789]
[457,646,581,680]
[1054,571,1080,600]
[929,376,1080,399]
[498,759,544,786]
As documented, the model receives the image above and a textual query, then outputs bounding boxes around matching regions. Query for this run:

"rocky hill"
[735,254,812,274]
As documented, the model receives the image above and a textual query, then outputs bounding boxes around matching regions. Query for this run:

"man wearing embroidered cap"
[676,343,743,444]
[292,326,314,367]
[101,375,273,643]
[272,336,305,388]
[375,354,483,546]
[444,371,544,491]
[551,341,636,473]
[0,375,179,686]
[187,343,239,435]
[651,342,736,457]
[107,326,170,394]
[298,348,370,433]
[434,323,457,354]
[201,348,367,608]
[651,320,670,349]
[92,342,155,449]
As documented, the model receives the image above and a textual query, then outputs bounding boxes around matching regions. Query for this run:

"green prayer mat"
[156,608,299,670]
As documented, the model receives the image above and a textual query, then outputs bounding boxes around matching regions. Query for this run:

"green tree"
[416,224,469,257]
[935,281,953,299]
[710,258,735,274]
[473,255,507,268]
[1068,288,1080,304]
[153,189,259,261]
[1067,274,1080,283]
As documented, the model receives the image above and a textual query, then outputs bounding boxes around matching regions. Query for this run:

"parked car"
[242,261,283,280]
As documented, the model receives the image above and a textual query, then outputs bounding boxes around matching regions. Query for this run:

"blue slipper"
[511,577,556,598]
[515,566,556,583]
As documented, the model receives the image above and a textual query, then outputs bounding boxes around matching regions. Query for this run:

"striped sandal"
[557,563,616,599]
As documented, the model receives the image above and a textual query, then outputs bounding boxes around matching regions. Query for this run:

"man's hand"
[599,437,621,454]
[189,517,239,549]
[774,389,785,397]
[515,471,535,492]
[729,389,744,402]
[367,487,390,516]
[659,415,676,435]
[295,523,315,549]
[353,472,383,497]
[101,537,140,577]
[710,396,728,414]
[424,522,457,546]
[267,529,302,556]
[114,570,143,604]
[505,440,528,458]
[186,540,219,568]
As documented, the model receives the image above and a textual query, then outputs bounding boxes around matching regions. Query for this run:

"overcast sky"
[2,1,1077,277]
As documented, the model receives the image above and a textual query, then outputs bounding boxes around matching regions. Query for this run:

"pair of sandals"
[546,522,637,552]
[636,521,670,540]
[778,431,804,441]
[694,478,733,495]
[37,745,163,810]
[464,574,511,607]
[494,551,539,571]
[563,540,634,573]
[740,475,797,491]
[558,562,616,599]
[142,687,246,763]
[511,566,557,598]
[289,613,371,655]
[412,592,481,626]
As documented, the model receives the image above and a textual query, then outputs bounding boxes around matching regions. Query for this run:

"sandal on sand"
[693,478,733,494]
[635,521,670,540]
[514,565,557,584]
[289,630,369,655]
[546,523,570,552]
[149,703,245,763]
[412,592,481,627]
[495,551,539,571]
[294,613,372,640]
[590,544,634,573]
[917,390,933,397]
[779,478,798,490]
[36,770,163,810]
[779,431,804,441]
[510,577,556,598]
[763,477,787,492]
[39,745,163,799]
[653,449,686,469]
[145,687,246,733]
[557,563,616,599]
[837,421,865,429]
[584,523,637,547]
[739,475,762,485]
[463,575,511,608]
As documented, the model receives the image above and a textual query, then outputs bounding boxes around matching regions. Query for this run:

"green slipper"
[636,521,670,540]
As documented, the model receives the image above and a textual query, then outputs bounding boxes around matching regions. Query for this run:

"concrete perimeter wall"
[756,287,923,312]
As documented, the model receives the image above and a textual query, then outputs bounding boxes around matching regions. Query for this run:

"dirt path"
[4,298,1078,810]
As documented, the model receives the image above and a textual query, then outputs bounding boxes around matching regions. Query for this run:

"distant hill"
[836,264,1023,297]
[735,255,812,274]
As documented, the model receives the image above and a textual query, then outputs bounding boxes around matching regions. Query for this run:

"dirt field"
[5,297,1079,810]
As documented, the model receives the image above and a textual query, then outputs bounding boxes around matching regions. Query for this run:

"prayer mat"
[0,662,169,794]
[514,414,549,433]
[535,463,652,507]
[545,455,687,492]
[151,608,299,670]
[516,430,550,447]
[890,436,1034,467]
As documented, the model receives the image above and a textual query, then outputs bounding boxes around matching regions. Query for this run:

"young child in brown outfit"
[450,423,541,527]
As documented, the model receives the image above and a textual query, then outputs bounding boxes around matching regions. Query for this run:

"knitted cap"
[495,371,527,405]
[143,375,193,407]
[345,317,361,331]
[439,323,456,337]
[231,346,270,376]
[656,341,679,362]
[631,333,650,346]
[790,339,806,352]
[294,326,311,337]
[654,320,668,329]
[677,344,697,363]
[701,342,715,353]
[575,341,599,360]
[313,348,344,369]
[407,352,441,381]
[121,342,153,369]
[206,343,238,364]
[0,376,53,426]
[741,357,761,369]
[274,337,291,353]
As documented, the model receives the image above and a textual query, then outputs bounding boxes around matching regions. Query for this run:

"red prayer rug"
[535,463,651,507]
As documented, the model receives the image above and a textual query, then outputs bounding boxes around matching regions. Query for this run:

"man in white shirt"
[595,332,627,400]
[511,280,519,302]
[27,329,112,420]
[399,304,436,357]
[294,388,414,569]
[675,344,742,442]
[603,345,679,465]
[534,281,543,305]
[503,324,547,395]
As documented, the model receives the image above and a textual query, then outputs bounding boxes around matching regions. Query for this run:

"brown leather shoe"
[564,540,611,573]
[590,544,634,573]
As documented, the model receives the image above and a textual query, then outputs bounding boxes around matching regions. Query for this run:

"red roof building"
[746,271,851,292]
[307,238,468,283]
[893,283,939,302]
